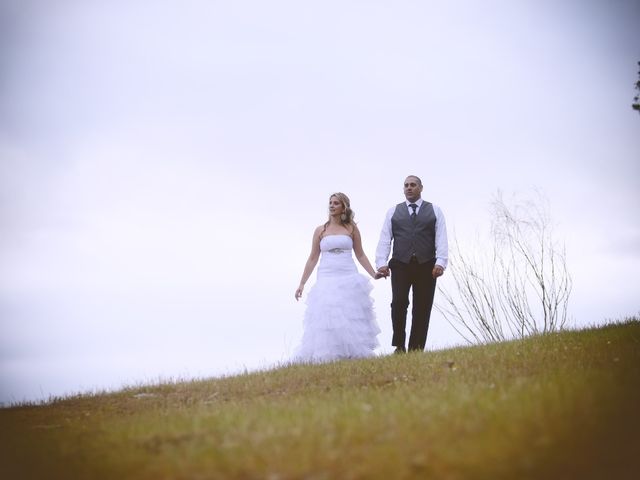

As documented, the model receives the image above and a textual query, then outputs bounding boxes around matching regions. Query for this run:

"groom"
[375,175,448,353]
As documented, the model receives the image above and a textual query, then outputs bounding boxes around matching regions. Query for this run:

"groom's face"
[403,177,423,202]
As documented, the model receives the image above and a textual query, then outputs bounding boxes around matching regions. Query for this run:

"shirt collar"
[405,198,424,207]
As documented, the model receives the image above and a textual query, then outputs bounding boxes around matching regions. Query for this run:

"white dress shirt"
[375,198,449,270]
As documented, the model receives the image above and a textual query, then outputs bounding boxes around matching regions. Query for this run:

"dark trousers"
[389,257,437,351]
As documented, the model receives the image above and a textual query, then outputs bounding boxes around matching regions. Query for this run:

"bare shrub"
[437,191,572,343]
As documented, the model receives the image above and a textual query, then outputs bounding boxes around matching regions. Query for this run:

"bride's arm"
[295,226,322,300]
[352,226,377,279]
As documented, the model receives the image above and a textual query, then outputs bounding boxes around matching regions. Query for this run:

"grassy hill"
[1,320,639,479]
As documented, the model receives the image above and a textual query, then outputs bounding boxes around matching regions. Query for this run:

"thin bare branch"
[436,190,571,343]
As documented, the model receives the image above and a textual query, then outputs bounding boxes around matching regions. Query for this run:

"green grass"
[2,320,639,479]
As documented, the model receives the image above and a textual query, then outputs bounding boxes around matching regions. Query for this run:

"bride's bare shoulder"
[313,224,327,238]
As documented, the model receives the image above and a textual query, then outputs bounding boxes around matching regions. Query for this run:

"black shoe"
[394,346,406,354]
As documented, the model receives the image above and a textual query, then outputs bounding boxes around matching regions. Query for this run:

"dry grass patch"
[1,320,638,479]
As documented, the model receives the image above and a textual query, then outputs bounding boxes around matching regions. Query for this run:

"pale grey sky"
[1,0,639,403]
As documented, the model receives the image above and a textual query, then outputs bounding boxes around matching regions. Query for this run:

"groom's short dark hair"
[406,175,422,187]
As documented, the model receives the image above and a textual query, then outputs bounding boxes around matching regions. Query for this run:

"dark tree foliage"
[633,61,640,114]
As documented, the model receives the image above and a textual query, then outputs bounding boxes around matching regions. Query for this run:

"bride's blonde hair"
[320,192,356,238]
[327,192,355,225]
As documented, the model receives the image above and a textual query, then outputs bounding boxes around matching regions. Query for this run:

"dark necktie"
[409,203,417,220]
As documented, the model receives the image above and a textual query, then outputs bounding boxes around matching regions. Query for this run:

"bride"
[294,192,384,362]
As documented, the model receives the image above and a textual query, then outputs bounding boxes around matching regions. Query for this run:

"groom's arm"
[434,204,448,270]
[375,207,395,270]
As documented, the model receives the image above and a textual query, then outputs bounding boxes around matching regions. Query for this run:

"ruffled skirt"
[294,271,380,363]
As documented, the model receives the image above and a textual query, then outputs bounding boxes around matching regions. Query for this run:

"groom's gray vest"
[391,201,436,264]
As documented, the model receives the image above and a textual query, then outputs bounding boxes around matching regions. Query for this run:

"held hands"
[375,266,390,280]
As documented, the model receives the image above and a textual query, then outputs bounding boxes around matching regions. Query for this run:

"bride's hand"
[295,286,304,301]
[374,267,389,279]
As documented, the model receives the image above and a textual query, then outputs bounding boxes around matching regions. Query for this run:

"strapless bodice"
[320,234,353,253]
[317,235,356,276]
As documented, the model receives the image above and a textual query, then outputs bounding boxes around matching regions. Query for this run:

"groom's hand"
[375,266,390,279]
[432,265,444,279]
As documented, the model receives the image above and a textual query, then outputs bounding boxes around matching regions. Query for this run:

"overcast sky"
[1,0,639,404]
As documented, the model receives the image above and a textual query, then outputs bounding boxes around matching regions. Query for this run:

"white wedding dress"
[294,234,380,363]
